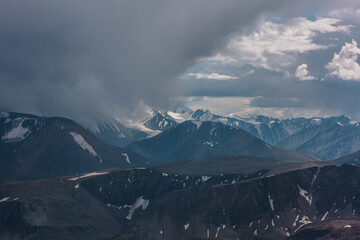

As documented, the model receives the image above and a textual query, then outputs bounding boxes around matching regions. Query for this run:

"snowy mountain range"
[2,110,360,240]
[86,107,360,160]
[2,108,359,180]
[128,120,319,163]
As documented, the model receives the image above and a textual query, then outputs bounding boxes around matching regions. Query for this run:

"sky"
[1,0,360,123]
[185,7,360,118]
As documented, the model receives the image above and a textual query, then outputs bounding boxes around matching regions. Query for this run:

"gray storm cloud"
[0,0,358,121]
[0,0,290,121]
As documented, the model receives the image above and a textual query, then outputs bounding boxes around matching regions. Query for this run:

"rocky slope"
[88,119,148,148]
[278,116,360,160]
[128,120,319,163]
[0,112,146,181]
[143,110,178,131]
[287,219,360,240]
[1,164,360,239]
[332,149,360,165]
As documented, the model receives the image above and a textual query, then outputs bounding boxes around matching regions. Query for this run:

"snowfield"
[2,119,30,142]
[69,132,98,157]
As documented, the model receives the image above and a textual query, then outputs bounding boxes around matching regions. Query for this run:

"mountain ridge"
[128,120,319,163]
[0,112,147,181]
[82,107,360,161]
[1,164,360,239]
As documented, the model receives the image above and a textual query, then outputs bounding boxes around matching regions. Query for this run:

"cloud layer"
[207,17,351,71]
[185,5,360,119]
[1,0,360,122]
[188,73,238,80]
[0,0,307,121]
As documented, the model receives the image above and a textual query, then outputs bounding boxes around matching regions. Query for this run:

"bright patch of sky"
[188,72,238,80]
[186,96,340,119]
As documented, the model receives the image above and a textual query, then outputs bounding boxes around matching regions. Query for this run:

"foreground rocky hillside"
[1,164,360,239]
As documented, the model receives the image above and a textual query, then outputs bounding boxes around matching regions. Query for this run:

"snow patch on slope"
[201,176,211,182]
[321,211,329,221]
[203,141,214,147]
[298,185,312,205]
[2,119,30,142]
[126,196,149,220]
[268,193,274,211]
[131,123,161,138]
[68,172,109,181]
[0,197,10,202]
[122,153,131,164]
[69,132,98,157]
[184,223,189,230]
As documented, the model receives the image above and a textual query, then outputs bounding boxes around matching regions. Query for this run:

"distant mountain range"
[128,120,319,163]
[0,111,322,181]
[166,108,360,161]
[277,116,360,160]
[333,149,360,165]
[85,106,360,161]
[0,112,146,180]
[2,109,360,180]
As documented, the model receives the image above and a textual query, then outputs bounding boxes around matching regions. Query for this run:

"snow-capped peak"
[0,112,10,118]
[192,109,215,121]
[338,115,359,126]
[170,106,193,114]
[310,118,322,126]
[167,107,193,123]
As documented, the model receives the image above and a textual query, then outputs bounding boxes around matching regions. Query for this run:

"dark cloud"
[1,0,359,121]
[0,0,304,121]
